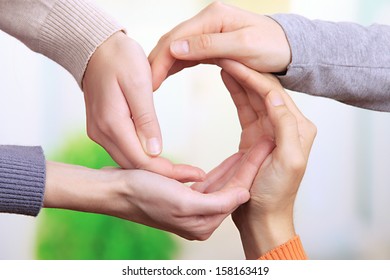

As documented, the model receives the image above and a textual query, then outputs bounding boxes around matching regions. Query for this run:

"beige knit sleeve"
[0,0,124,87]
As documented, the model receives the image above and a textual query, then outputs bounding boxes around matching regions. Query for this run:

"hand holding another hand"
[43,140,270,242]
[83,32,204,182]
[66,9,316,251]
[149,1,291,90]
[219,61,316,259]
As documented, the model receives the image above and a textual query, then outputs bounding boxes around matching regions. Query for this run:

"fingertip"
[193,168,207,182]
[149,53,168,91]
[222,188,249,214]
[237,188,250,204]
[267,90,285,107]
[145,137,162,156]
[174,166,206,183]
[199,169,207,181]
[170,40,190,56]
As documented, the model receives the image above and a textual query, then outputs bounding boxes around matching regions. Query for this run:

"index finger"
[149,2,228,90]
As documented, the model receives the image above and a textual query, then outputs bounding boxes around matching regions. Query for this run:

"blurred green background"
[35,134,177,260]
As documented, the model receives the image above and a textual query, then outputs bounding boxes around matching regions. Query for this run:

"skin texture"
[218,61,316,259]
[83,31,205,182]
[149,1,291,91]
[45,58,280,241]
[43,135,272,241]
[43,58,316,255]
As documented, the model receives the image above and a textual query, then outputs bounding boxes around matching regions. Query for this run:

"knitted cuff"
[38,0,124,87]
[258,235,308,260]
[0,146,46,216]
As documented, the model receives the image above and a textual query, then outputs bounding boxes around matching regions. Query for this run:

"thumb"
[170,32,241,60]
[131,106,162,157]
[195,187,250,216]
[119,58,163,157]
[265,90,302,162]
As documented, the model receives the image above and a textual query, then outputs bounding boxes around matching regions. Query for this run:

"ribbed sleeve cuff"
[0,146,46,217]
[38,0,124,87]
[258,235,308,260]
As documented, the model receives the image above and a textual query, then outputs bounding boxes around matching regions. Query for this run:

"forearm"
[0,146,46,216]
[0,0,124,87]
[271,14,390,112]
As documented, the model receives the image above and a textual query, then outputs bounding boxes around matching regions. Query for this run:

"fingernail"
[171,40,189,55]
[146,137,161,156]
[269,91,285,107]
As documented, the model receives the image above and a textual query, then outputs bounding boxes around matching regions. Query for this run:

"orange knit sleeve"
[258,235,307,260]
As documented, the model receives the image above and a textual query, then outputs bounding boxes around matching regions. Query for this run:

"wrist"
[43,162,124,216]
[234,211,295,259]
[82,31,127,89]
[265,15,292,73]
[39,0,124,87]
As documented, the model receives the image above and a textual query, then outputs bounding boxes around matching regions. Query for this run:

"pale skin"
[149,1,292,91]
[218,61,316,259]
[44,58,277,240]
[2,1,315,258]
[83,31,204,182]
[44,60,316,254]
[49,4,314,251]
[148,1,316,257]
[79,2,291,171]
[43,140,272,241]
[43,161,249,241]
[75,25,303,241]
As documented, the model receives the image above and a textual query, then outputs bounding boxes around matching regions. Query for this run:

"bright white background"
[1,0,390,259]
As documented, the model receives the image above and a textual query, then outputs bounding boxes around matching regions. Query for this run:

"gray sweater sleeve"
[271,14,390,112]
[0,146,46,216]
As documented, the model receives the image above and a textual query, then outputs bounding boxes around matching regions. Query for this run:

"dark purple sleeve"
[0,146,46,216]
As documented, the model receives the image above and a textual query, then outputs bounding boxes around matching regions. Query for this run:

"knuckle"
[279,110,297,127]
[132,112,156,130]
[96,114,115,134]
[172,199,188,215]
[158,32,172,45]
[183,235,196,241]
[196,34,213,51]
[286,155,306,173]
[86,127,99,143]
[238,31,254,50]
[126,77,151,91]
[301,118,318,141]
[209,1,225,11]
[196,232,211,241]
[86,118,106,143]
[308,121,318,139]
[184,216,215,241]
[194,225,214,241]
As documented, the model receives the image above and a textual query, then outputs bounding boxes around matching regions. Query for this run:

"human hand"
[115,140,273,240]
[190,65,277,195]
[219,62,316,259]
[149,1,291,90]
[83,32,204,182]
[43,144,270,241]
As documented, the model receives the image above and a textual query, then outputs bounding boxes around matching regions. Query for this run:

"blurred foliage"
[36,133,177,259]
